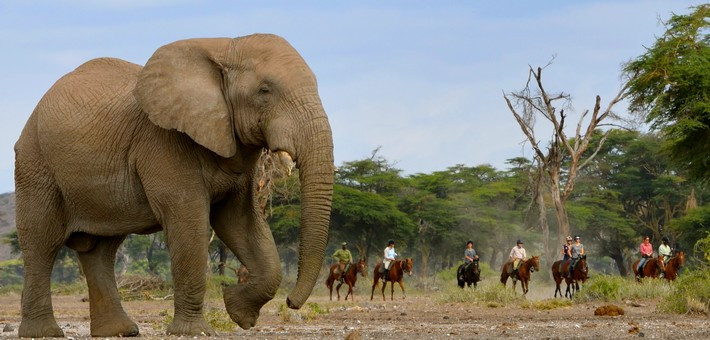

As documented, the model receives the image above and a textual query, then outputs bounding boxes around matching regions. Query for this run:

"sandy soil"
[1,283,708,339]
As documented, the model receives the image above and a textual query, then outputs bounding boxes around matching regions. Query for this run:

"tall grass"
[658,268,710,314]
[437,281,523,307]
[573,275,671,303]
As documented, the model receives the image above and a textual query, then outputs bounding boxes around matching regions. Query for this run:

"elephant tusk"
[276,150,295,176]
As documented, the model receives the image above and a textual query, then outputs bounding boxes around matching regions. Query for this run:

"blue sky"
[0,0,704,193]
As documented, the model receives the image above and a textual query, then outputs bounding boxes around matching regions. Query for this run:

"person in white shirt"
[508,239,527,275]
[382,240,397,280]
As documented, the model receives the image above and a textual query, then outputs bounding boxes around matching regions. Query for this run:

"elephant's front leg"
[212,191,281,330]
[162,212,215,336]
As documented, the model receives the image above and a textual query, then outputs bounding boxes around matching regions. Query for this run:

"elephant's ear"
[135,38,237,158]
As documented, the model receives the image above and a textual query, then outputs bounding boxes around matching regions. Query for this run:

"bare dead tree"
[503,64,631,245]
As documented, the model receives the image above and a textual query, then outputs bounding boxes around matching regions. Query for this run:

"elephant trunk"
[286,115,334,309]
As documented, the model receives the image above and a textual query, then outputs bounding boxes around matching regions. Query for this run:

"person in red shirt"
[636,236,654,279]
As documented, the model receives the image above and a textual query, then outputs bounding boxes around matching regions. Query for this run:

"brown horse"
[663,251,685,282]
[632,255,665,281]
[326,259,367,301]
[500,256,540,294]
[370,258,413,301]
[552,255,587,299]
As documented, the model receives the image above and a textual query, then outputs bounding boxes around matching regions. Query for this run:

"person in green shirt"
[332,242,353,282]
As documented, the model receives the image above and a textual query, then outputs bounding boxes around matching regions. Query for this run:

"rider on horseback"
[332,242,353,283]
[567,235,585,278]
[636,236,653,279]
[458,240,479,281]
[508,239,527,278]
[658,237,672,278]
[382,240,397,281]
[559,236,572,276]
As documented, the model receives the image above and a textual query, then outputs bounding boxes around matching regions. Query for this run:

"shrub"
[658,268,710,314]
[573,274,670,302]
[0,259,24,286]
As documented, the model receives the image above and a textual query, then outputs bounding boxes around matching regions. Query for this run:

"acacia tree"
[503,64,630,244]
[624,4,710,180]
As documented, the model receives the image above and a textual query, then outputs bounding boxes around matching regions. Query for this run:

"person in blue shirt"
[458,240,479,281]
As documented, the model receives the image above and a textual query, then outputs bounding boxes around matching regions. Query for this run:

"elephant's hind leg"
[74,235,138,337]
[15,155,66,338]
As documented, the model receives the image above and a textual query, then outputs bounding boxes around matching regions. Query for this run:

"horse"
[325,259,367,301]
[552,255,588,299]
[457,260,481,288]
[500,256,540,294]
[370,258,413,301]
[663,251,685,282]
[632,255,665,281]
[551,259,568,298]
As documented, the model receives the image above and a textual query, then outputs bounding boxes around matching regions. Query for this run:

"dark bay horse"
[370,258,413,301]
[326,259,367,301]
[457,260,481,288]
[500,256,540,294]
[552,255,587,299]
[632,255,665,281]
[663,251,685,282]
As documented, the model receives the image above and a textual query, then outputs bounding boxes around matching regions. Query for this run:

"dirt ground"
[1,282,708,339]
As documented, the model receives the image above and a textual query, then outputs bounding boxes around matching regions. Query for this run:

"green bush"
[574,274,670,302]
[0,258,24,286]
[658,268,710,314]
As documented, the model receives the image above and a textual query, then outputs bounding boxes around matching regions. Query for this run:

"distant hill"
[0,192,16,261]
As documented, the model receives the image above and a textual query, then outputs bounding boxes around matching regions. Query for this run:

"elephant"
[14,34,334,337]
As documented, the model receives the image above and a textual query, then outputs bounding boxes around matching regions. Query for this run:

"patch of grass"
[0,284,23,295]
[521,298,572,310]
[276,301,329,323]
[206,275,236,299]
[51,281,87,295]
[658,268,710,314]
[437,281,523,306]
[205,308,235,332]
[160,309,174,328]
[303,302,329,321]
[573,274,671,303]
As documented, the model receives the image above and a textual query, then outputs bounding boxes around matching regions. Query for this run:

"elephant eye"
[259,85,271,94]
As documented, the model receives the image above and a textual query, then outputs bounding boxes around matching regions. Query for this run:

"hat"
[341,242,347,246]
[517,239,523,244]
[574,235,581,240]
[566,236,572,241]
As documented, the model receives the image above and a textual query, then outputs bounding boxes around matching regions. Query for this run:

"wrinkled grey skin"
[14,34,334,337]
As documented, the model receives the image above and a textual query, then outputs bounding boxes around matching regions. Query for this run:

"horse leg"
[381,281,387,301]
[328,281,333,301]
[370,275,378,301]
[336,282,342,301]
[398,280,406,300]
[390,279,395,301]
